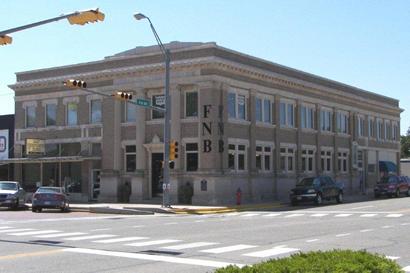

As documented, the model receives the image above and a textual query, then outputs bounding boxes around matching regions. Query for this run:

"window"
[392,123,398,141]
[152,94,165,119]
[280,146,295,172]
[256,97,273,124]
[90,99,102,124]
[256,144,272,171]
[384,121,390,140]
[125,145,136,172]
[338,150,349,173]
[126,103,137,122]
[46,104,57,126]
[302,148,315,173]
[228,143,248,171]
[185,91,198,117]
[26,105,36,128]
[280,101,294,127]
[67,102,78,126]
[376,119,383,140]
[336,112,349,134]
[301,105,315,129]
[357,116,365,137]
[321,149,333,173]
[185,143,198,171]
[368,118,374,138]
[320,109,332,132]
[228,91,247,120]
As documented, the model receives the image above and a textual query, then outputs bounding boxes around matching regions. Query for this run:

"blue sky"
[1,0,409,134]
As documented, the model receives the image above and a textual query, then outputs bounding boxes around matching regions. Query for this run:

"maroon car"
[374,175,410,198]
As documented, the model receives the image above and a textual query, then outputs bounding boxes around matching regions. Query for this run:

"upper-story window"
[45,104,57,126]
[301,105,315,129]
[357,116,365,137]
[336,112,349,134]
[228,89,248,121]
[90,99,102,124]
[67,102,78,126]
[25,105,36,128]
[320,109,332,132]
[152,94,165,119]
[384,120,391,140]
[392,122,399,141]
[255,96,273,124]
[125,102,137,122]
[185,91,198,118]
[376,119,383,140]
[368,117,375,138]
[280,100,294,128]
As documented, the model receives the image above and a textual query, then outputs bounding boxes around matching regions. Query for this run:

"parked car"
[374,175,410,198]
[0,181,26,209]
[289,176,344,206]
[32,187,70,212]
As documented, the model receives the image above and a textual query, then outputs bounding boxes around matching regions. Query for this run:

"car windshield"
[296,178,319,187]
[0,182,17,190]
[37,187,61,193]
[379,177,397,184]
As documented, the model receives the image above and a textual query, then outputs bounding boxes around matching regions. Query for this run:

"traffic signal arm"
[67,9,105,25]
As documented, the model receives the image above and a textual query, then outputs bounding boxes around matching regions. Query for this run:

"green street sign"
[136,99,151,107]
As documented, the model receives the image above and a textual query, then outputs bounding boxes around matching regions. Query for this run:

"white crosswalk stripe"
[0,226,12,230]
[284,214,304,218]
[93,237,149,243]
[8,230,60,236]
[162,242,219,250]
[311,213,328,217]
[334,214,352,217]
[201,244,257,254]
[360,214,377,217]
[240,213,260,217]
[262,213,282,217]
[0,228,34,233]
[126,239,181,247]
[244,245,299,258]
[36,232,86,238]
[386,214,403,218]
[65,234,117,241]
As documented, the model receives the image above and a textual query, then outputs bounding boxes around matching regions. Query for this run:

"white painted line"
[63,248,245,268]
[163,242,219,250]
[263,213,282,217]
[240,213,260,217]
[65,234,117,241]
[0,228,34,233]
[360,214,377,218]
[93,237,149,243]
[382,225,393,229]
[350,205,374,210]
[311,213,328,217]
[360,229,374,233]
[386,214,403,218]
[8,230,60,236]
[0,226,12,230]
[201,244,257,254]
[132,225,145,228]
[90,228,111,232]
[284,214,304,218]
[195,220,205,223]
[126,239,181,247]
[164,222,177,225]
[334,214,352,217]
[36,232,86,238]
[401,223,410,226]
[386,256,400,260]
[336,233,351,237]
[244,246,299,258]
[402,266,410,272]
[306,239,319,243]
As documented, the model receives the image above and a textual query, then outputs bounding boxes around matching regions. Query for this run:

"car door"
[320,177,331,198]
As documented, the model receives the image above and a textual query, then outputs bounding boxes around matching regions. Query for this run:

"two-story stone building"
[8,42,402,204]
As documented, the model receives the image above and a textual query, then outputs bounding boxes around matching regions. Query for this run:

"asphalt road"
[0,197,409,273]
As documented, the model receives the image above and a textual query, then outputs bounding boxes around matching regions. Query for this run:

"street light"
[134,12,172,208]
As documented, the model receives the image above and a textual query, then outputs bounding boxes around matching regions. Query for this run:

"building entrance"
[151,153,163,197]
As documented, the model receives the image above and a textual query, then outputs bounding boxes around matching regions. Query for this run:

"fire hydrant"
[236,187,242,206]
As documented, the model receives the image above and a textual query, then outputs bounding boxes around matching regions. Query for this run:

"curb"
[89,207,154,215]
[171,203,285,215]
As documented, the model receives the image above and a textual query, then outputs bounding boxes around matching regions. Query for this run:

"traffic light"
[0,35,12,46]
[170,140,178,160]
[113,91,133,101]
[63,79,87,89]
[67,9,105,25]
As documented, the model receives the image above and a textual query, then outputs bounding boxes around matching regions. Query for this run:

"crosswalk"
[1,225,409,271]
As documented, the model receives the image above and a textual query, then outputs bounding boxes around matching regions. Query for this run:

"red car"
[374,175,410,198]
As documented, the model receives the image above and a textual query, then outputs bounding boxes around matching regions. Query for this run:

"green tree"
[401,127,410,158]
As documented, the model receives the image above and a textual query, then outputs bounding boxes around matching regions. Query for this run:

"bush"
[215,249,403,273]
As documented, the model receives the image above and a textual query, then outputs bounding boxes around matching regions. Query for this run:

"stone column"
[316,104,321,174]
[296,100,302,177]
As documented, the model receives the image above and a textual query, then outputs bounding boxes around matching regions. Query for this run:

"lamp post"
[134,13,172,207]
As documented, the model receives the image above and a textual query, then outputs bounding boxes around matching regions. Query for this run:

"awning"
[0,156,101,164]
[379,161,397,174]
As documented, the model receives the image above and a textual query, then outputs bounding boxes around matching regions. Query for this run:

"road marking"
[350,205,374,210]
[311,213,328,217]
[284,214,304,218]
[65,234,117,241]
[360,214,377,217]
[263,213,282,217]
[244,246,299,258]
[126,239,181,247]
[386,214,403,218]
[360,229,374,233]
[386,256,400,260]
[401,223,410,226]
[201,244,257,254]
[334,214,352,217]
[163,242,219,250]
[90,228,111,231]
[336,233,351,237]
[0,226,12,229]
[132,225,145,228]
[306,239,319,243]
[0,228,34,233]
[36,232,86,238]
[240,213,260,217]
[8,230,60,236]
[93,237,149,243]
[63,248,245,268]
[195,220,205,223]
[164,222,177,225]
[382,225,393,229]
[0,249,62,260]
[402,266,410,272]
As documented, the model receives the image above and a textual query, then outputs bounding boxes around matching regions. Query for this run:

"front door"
[151,153,164,197]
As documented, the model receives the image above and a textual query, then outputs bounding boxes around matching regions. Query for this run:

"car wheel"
[395,189,400,198]
[336,191,343,203]
[37,208,42,213]
[31,207,37,212]
[12,199,19,210]
[407,188,410,197]
[315,193,323,205]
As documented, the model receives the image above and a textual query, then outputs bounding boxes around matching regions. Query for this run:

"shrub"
[215,249,403,273]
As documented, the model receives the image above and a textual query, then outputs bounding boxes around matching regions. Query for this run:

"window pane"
[238,95,246,120]
[287,104,294,126]
[264,155,270,170]
[280,156,286,170]
[186,143,198,151]
[238,154,245,170]
[263,99,271,123]
[256,146,262,152]
[67,103,78,126]
[238,145,245,151]
[126,145,136,153]
[126,103,137,122]
[126,154,136,172]
[228,144,235,150]
[228,152,235,169]
[186,153,198,171]
[186,92,198,117]
[256,98,262,122]
[26,106,36,127]
[307,108,313,129]
[91,100,102,123]
[288,156,293,171]
[256,154,262,170]
[280,103,286,126]
[302,157,306,171]
[46,104,57,126]
[228,93,236,118]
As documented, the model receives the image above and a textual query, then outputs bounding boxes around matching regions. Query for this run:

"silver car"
[0,181,26,209]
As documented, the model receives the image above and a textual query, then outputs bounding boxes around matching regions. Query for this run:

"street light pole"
[134,13,172,207]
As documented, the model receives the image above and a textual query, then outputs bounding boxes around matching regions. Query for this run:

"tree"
[401,127,410,158]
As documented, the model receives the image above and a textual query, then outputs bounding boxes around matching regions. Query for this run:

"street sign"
[136,99,151,107]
